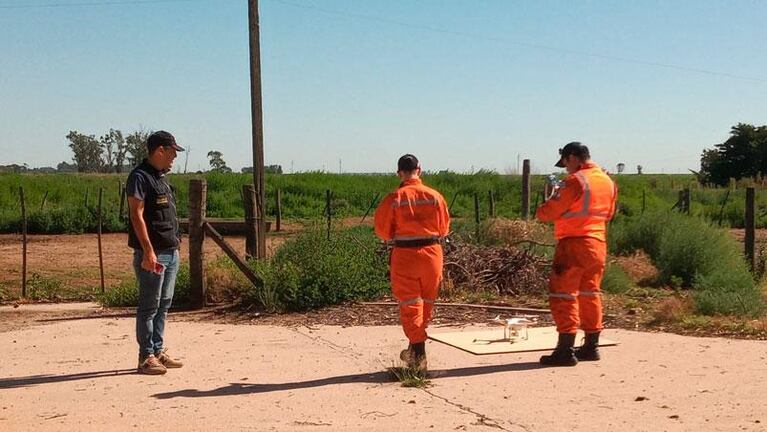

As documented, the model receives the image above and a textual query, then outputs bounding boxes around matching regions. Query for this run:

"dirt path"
[0,304,765,431]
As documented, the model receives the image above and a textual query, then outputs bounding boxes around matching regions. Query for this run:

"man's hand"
[141,250,159,273]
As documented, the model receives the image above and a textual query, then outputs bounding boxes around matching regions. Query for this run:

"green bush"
[600,262,634,294]
[243,225,389,312]
[693,269,763,317]
[100,279,139,307]
[609,211,762,316]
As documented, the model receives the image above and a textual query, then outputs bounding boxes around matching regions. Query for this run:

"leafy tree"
[699,123,767,186]
[207,150,232,173]
[100,129,128,173]
[125,129,151,167]
[66,131,103,173]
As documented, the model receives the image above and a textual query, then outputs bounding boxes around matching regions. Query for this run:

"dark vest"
[127,160,180,251]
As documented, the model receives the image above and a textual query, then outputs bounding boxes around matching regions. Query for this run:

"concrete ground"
[1,307,765,431]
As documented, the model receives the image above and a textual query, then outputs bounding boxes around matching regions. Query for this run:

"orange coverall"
[536,162,618,334]
[374,178,450,344]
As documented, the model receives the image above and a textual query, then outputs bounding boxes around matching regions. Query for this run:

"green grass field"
[1,171,766,233]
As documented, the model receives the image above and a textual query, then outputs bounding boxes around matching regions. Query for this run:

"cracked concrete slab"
[1,316,765,431]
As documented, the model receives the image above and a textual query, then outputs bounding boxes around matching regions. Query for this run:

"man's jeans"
[134,249,179,357]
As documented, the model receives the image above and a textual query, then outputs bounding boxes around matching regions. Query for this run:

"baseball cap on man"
[397,154,419,172]
[555,142,589,167]
[147,130,185,152]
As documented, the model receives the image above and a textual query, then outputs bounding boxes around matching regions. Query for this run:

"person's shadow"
[0,369,136,390]
[152,361,542,399]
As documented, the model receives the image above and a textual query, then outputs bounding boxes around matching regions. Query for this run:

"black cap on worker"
[555,142,589,167]
[147,130,185,152]
[397,154,419,172]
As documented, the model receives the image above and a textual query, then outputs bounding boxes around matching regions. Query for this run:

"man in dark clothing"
[126,130,185,375]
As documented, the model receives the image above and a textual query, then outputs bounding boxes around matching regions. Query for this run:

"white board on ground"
[429,326,618,355]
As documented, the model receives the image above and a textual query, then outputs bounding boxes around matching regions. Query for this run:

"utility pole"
[339,159,342,174]
[183,146,190,174]
[248,0,266,259]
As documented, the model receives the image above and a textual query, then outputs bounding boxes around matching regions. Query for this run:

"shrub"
[694,268,763,317]
[243,225,389,312]
[600,261,634,294]
[609,211,763,316]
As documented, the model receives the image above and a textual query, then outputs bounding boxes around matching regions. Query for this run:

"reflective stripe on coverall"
[374,178,450,343]
[536,162,617,334]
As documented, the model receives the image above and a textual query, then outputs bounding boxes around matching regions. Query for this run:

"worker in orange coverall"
[374,154,450,372]
[536,142,617,366]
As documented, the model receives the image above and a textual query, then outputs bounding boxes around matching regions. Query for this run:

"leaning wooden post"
[243,185,257,259]
[20,186,27,298]
[97,188,105,294]
[745,187,755,272]
[39,190,49,212]
[448,191,460,216]
[189,179,207,309]
[275,188,282,232]
[360,192,380,223]
[488,190,495,218]
[521,159,531,220]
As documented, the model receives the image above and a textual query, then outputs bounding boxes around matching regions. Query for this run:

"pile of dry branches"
[443,242,550,296]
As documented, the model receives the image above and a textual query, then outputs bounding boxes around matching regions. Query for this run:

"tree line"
[699,123,767,186]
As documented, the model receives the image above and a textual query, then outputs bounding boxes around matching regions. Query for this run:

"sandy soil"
[0,233,285,294]
[0,310,765,432]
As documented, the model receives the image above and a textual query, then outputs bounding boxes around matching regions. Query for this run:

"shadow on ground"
[0,369,136,389]
[152,361,543,399]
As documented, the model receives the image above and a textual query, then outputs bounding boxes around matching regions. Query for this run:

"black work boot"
[575,332,601,361]
[540,333,578,367]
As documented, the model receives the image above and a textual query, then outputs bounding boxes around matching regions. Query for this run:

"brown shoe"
[138,354,167,375]
[156,348,183,369]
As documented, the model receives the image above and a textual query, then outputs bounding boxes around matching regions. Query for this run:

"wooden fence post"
[119,184,127,221]
[189,179,207,308]
[717,189,730,226]
[275,188,282,232]
[97,188,105,294]
[84,188,89,208]
[474,192,480,225]
[642,189,646,214]
[326,189,332,240]
[20,187,27,298]
[488,190,495,218]
[243,185,257,259]
[683,188,691,214]
[521,159,531,219]
[745,187,755,272]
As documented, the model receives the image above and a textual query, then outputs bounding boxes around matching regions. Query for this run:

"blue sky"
[1,0,765,174]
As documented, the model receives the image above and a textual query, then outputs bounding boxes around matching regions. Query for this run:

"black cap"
[147,130,185,152]
[397,154,419,172]
[555,142,589,167]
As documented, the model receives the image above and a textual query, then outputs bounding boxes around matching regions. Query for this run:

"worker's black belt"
[392,238,440,248]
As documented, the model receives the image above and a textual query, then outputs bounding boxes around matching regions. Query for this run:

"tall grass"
[4,172,767,234]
